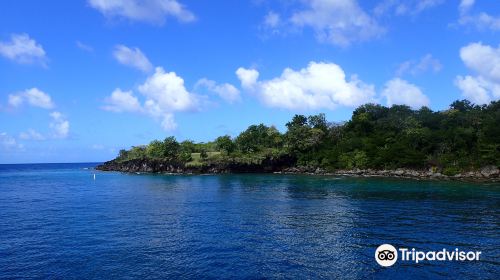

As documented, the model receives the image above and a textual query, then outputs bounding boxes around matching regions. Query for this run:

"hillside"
[97,100,499,180]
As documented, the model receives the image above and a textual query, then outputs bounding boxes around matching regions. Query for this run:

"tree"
[162,136,180,159]
[180,140,196,153]
[118,149,129,161]
[308,113,328,132]
[236,124,275,153]
[285,115,324,155]
[200,149,208,160]
[286,114,308,129]
[450,99,473,112]
[146,140,166,158]
[215,135,236,154]
[285,115,310,153]
[267,126,284,149]
[128,146,147,159]
[145,136,180,159]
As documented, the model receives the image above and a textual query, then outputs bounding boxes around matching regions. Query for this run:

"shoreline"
[278,166,500,183]
[275,171,500,183]
[96,160,499,183]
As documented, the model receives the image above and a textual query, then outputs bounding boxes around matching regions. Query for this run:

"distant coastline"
[98,100,500,183]
[95,158,499,183]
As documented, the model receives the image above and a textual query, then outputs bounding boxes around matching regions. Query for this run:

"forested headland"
[97,100,499,179]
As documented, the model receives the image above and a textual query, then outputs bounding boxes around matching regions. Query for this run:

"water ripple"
[0,164,498,279]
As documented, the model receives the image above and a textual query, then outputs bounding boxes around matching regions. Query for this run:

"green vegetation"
[115,100,499,172]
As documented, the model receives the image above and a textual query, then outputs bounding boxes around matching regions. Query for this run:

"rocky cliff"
[96,158,499,182]
[280,166,500,182]
[96,156,295,174]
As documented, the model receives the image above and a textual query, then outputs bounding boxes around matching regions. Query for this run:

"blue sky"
[0,0,499,163]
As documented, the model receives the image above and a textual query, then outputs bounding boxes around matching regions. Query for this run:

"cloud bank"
[236,62,377,110]
[237,61,430,110]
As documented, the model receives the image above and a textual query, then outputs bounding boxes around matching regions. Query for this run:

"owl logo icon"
[375,244,398,267]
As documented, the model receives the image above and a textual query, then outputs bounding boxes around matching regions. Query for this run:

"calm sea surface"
[0,163,498,279]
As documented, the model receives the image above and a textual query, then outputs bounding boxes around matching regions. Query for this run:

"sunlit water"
[0,163,499,279]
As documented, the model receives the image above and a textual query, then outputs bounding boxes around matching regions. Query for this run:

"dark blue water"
[0,163,499,279]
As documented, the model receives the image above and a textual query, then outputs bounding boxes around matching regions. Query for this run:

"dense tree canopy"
[115,100,500,174]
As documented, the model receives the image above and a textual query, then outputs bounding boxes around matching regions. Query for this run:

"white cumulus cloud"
[455,75,495,105]
[455,42,500,104]
[88,0,195,24]
[103,88,143,112]
[236,68,259,89]
[196,78,241,104]
[460,42,500,82]
[50,112,70,139]
[102,67,200,131]
[139,67,198,111]
[8,88,55,109]
[113,45,152,72]
[0,33,47,66]
[139,67,199,130]
[382,78,430,109]
[237,62,376,110]
[289,0,385,47]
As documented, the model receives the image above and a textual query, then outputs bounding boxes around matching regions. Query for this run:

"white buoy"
[93,173,96,180]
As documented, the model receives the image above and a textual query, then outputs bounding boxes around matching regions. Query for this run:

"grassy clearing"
[186,152,221,167]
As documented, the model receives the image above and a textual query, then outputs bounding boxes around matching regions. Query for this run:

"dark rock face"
[96,159,187,173]
[96,155,296,174]
[279,167,499,182]
[480,165,499,177]
[96,158,499,182]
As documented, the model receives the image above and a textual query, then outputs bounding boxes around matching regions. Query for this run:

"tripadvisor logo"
[375,244,481,267]
[375,244,398,267]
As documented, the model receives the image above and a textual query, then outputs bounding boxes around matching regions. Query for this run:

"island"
[97,100,499,182]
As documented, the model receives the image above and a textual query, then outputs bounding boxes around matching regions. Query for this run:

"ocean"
[0,163,498,279]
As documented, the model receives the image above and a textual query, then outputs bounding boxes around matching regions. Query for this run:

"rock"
[394,169,405,176]
[407,170,420,177]
[480,165,499,178]
[95,159,500,182]
[315,167,325,174]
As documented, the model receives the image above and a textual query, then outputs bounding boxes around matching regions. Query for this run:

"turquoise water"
[0,163,499,279]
